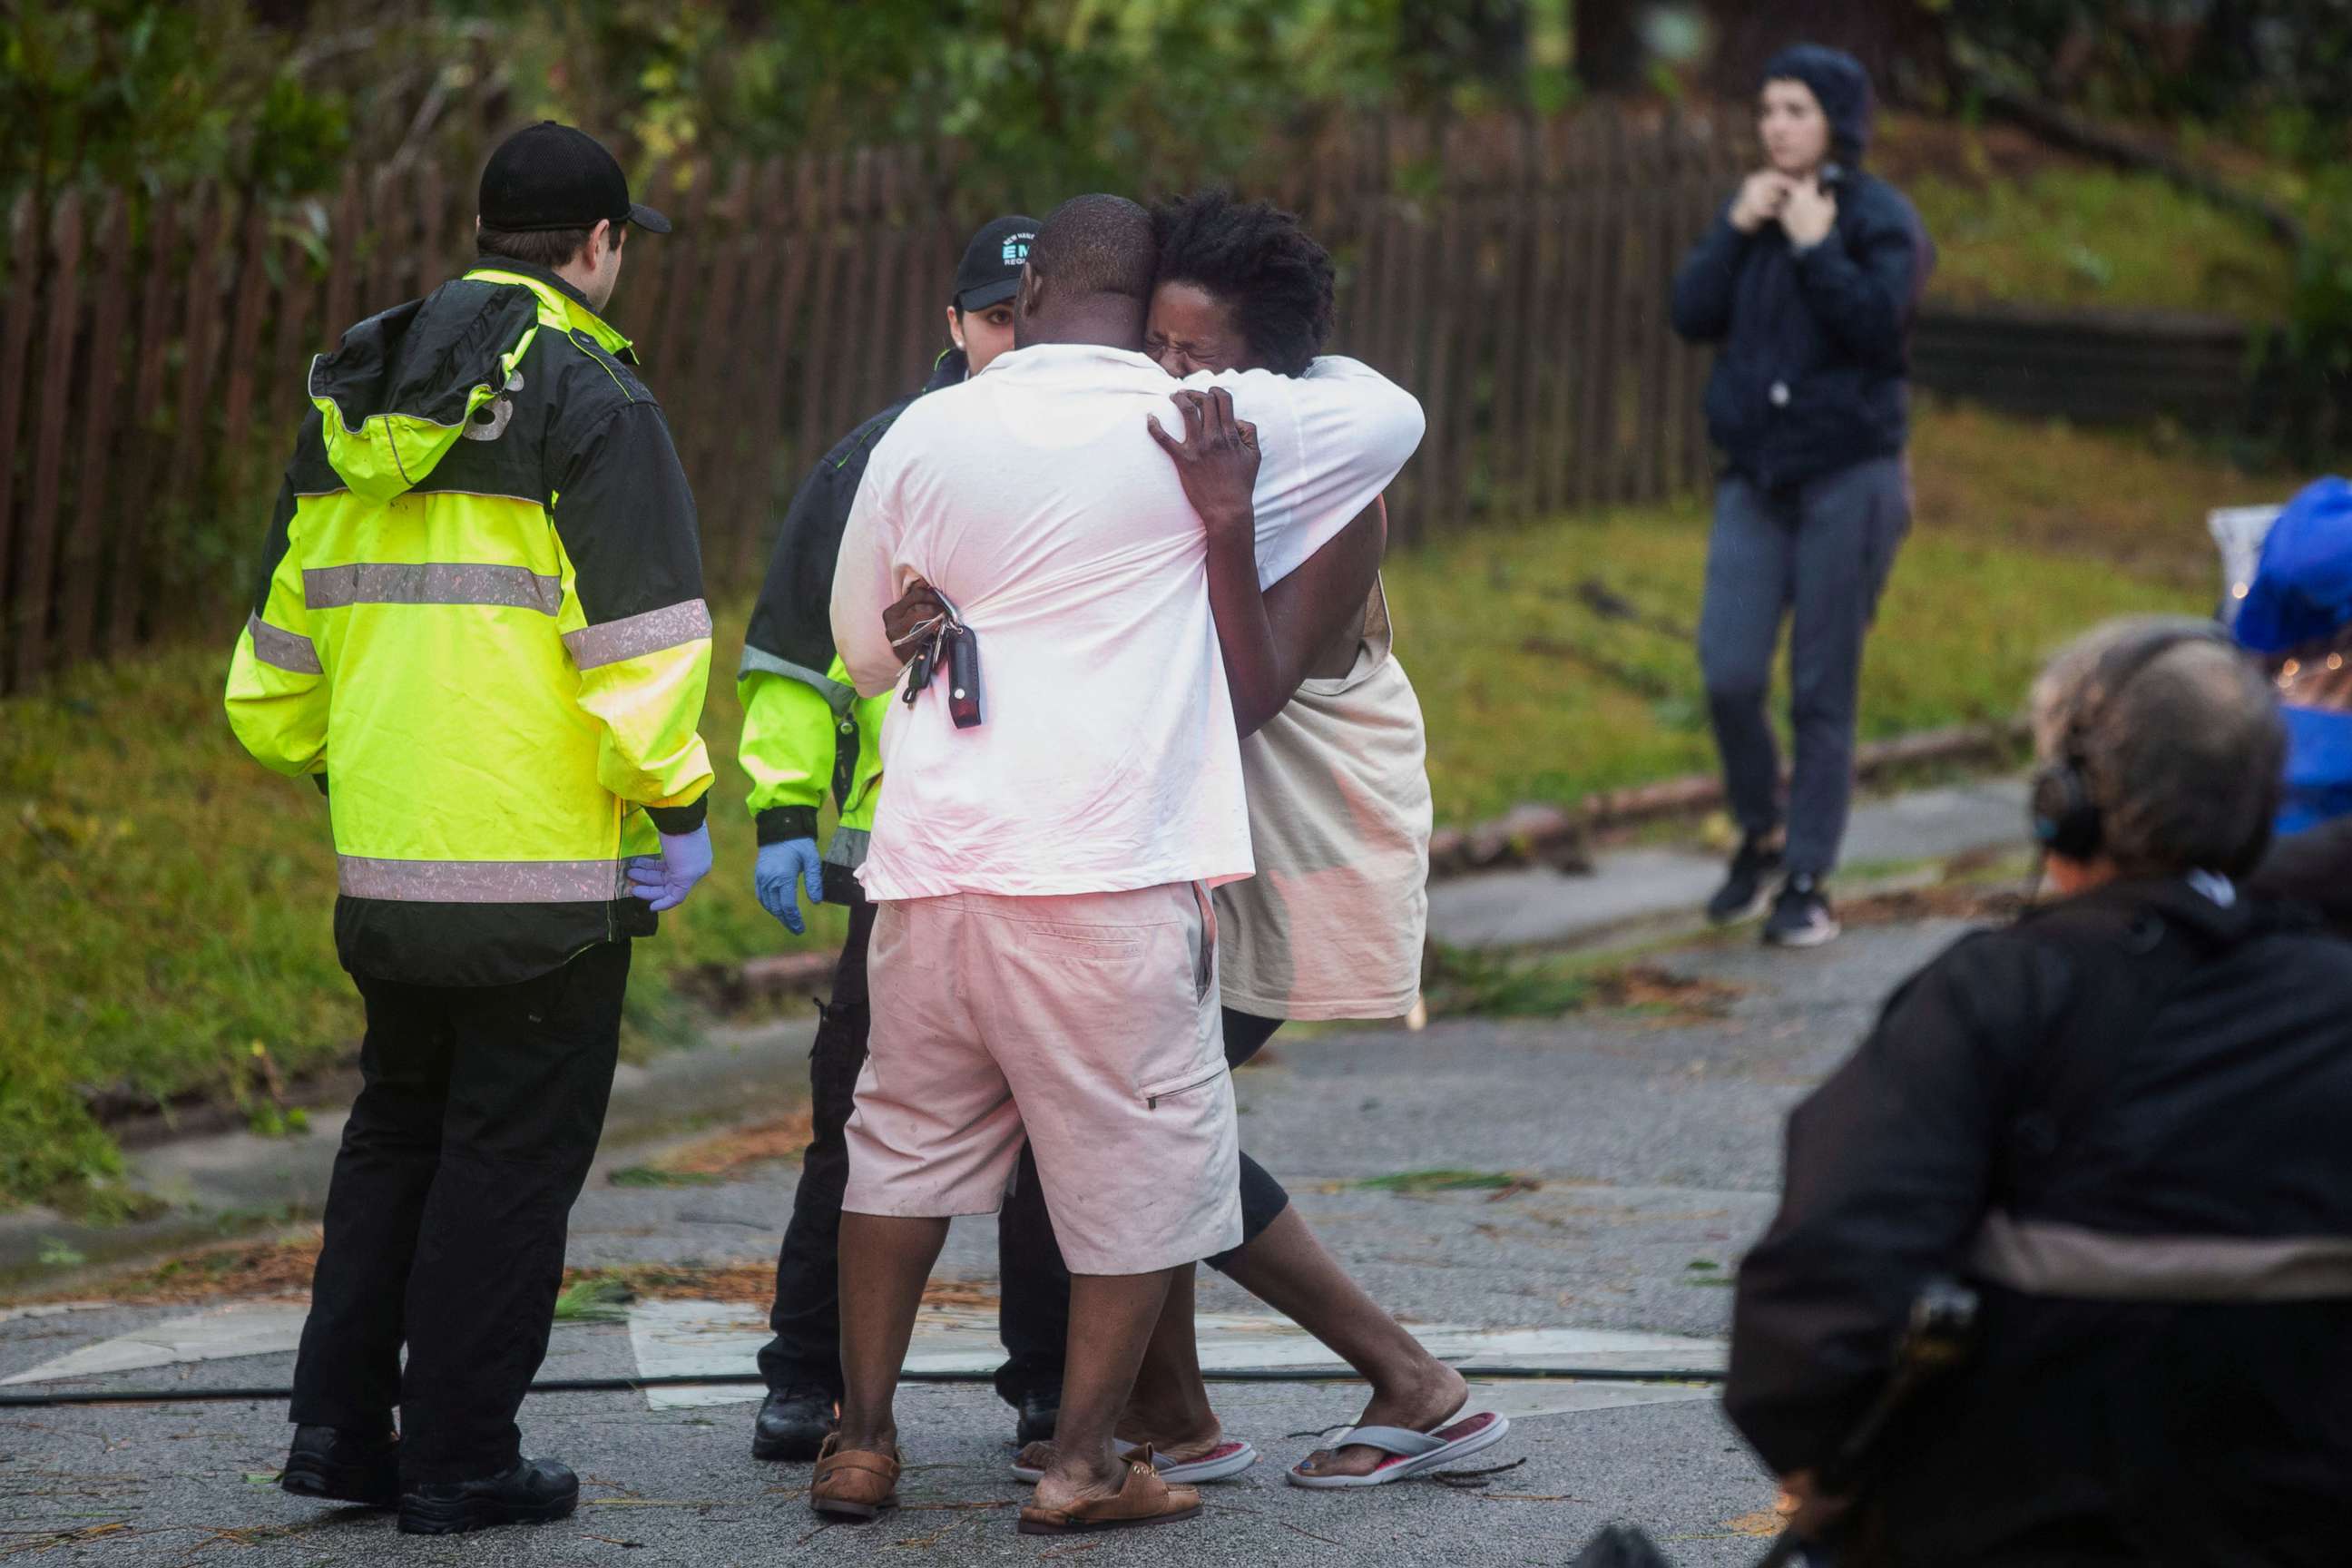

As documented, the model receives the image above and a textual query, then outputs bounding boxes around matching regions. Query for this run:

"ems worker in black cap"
[736,214,1044,1463]
[241,121,712,1534]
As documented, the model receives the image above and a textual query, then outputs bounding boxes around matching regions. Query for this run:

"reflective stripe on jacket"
[225,260,713,985]
[737,350,964,863]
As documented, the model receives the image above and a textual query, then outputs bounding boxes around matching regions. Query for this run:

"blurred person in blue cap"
[1671,42,1934,948]
[2239,475,2352,930]
[2232,475,2352,834]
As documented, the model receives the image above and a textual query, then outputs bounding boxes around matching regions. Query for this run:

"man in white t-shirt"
[809,195,1422,1535]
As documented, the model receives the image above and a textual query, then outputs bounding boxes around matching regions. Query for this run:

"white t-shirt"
[830,345,1425,902]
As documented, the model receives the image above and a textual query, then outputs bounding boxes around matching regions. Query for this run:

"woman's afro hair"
[1150,190,1337,377]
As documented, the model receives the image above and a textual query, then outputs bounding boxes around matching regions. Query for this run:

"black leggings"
[990,1009,1289,1406]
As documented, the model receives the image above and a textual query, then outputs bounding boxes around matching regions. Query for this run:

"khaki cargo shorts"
[841,882,1241,1276]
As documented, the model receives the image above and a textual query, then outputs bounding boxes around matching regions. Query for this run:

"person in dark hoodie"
[1729,616,2352,1566]
[1671,43,1933,947]
[225,122,712,1534]
[733,214,1047,1465]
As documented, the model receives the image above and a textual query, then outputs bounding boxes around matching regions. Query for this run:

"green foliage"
[551,1273,635,1322]
[2255,166,2352,465]
[638,0,1421,201]
[0,1,1568,210]
[0,0,349,201]
[1906,159,2291,321]
[1946,0,2352,156]
[1420,944,1592,1017]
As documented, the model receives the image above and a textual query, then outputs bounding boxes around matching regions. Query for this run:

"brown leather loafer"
[1017,1453,1202,1535]
[808,1434,900,1522]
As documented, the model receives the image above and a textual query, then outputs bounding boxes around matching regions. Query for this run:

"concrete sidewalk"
[1428,777,2029,951]
[0,1017,819,1280]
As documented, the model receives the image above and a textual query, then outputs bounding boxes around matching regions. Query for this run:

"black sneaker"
[398,1456,579,1536]
[1014,1385,1061,1447]
[1764,875,1840,948]
[1706,834,1783,924]
[279,1424,399,1508]
[751,1385,838,1462]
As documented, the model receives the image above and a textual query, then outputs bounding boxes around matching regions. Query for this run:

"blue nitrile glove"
[626,824,714,914]
[755,838,826,936]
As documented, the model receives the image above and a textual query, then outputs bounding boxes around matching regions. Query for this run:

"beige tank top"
[1214,580,1433,1021]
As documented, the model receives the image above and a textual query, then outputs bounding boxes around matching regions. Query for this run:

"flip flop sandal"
[1016,1455,1203,1536]
[1011,1438,1258,1485]
[1285,1410,1511,1489]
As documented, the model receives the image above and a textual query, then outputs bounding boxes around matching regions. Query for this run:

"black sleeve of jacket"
[742,406,904,676]
[2247,819,2352,938]
[1670,208,1751,344]
[554,400,710,834]
[1791,187,1933,373]
[1724,931,2069,1475]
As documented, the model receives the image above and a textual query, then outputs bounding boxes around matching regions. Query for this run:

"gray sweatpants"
[1697,456,1911,877]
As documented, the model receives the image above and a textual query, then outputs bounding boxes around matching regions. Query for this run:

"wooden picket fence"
[0,108,1748,694]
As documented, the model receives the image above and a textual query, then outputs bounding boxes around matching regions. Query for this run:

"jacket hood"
[2236,475,2352,653]
[1762,43,1873,162]
[309,281,544,502]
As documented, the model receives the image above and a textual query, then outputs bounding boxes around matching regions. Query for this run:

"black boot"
[1014,1384,1061,1447]
[752,1385,838,1462]
[397,1456,580,1536]
[279,1424,400,1508]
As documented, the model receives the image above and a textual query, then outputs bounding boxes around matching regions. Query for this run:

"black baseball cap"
[479,121,671,235]
[952,214,1040,310]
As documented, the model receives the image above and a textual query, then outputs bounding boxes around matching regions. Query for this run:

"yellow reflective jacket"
[225,260,713,985]
[737,351,964,877]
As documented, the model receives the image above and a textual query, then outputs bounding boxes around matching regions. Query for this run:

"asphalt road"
[0,916,1971,1566]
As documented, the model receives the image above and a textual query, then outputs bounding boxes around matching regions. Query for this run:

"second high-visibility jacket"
[225,259,714,987]
[738,350,964,876]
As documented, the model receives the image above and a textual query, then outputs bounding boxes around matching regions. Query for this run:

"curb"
[1428,720,2027,878]
[0,1014,818,1287]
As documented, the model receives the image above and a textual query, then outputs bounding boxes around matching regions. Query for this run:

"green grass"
[1419,945,1592,1018]
[1910,164,2290,320]
[1354,1169,1528,1193]
[605,1165,721,1189]
[0,402,2273,1210]
[550,1274,634,1323]
[0,629,848,1207]
[1387,401,2267,825]
[1872,114,2295,321]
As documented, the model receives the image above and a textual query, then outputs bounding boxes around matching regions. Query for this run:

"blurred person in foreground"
[1726,615,2352,1566]
[223,122,714,1534]
[1671,43,1933,947]
[2235,475,2352,933]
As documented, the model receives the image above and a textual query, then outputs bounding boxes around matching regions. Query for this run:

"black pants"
[992,1010,1292,1405]
[757,879,911,1399]
[289,940,630,1485]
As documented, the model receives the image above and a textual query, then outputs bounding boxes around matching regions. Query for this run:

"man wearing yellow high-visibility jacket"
[223,122,712,1538]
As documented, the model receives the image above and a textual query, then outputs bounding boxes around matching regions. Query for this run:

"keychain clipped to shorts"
[898,592,984,730]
